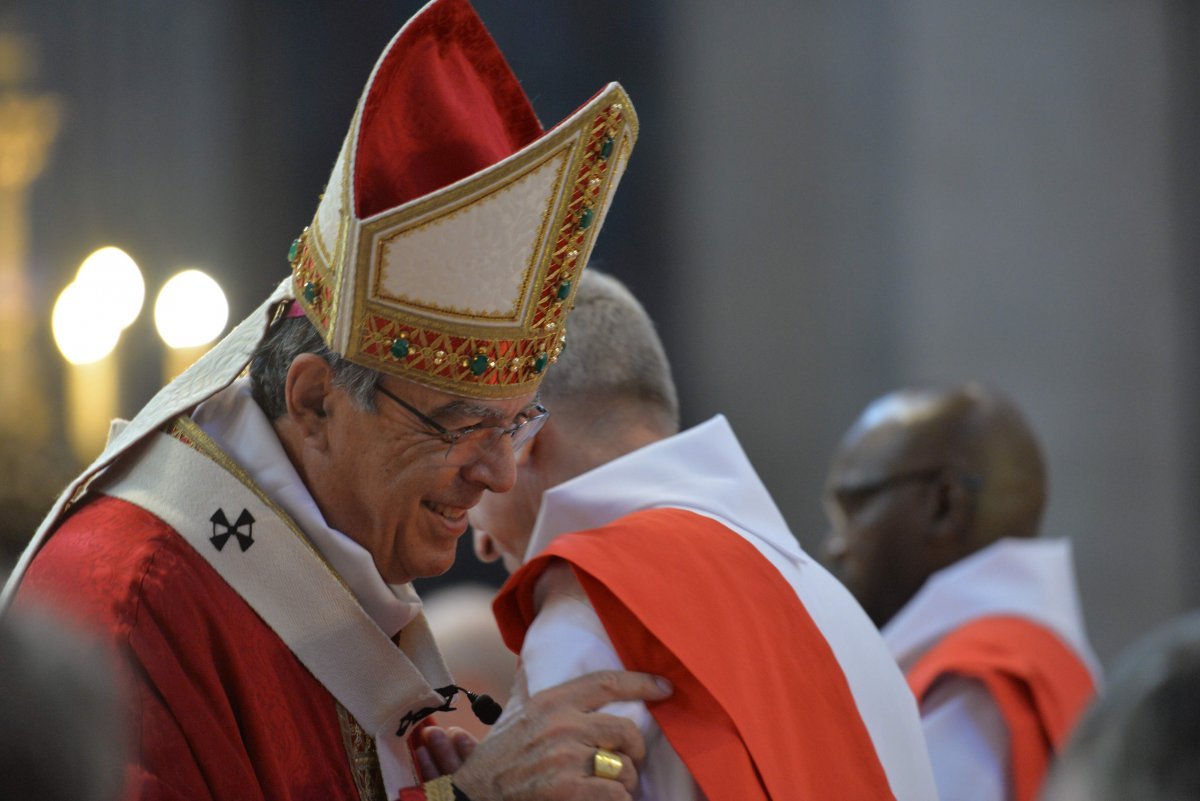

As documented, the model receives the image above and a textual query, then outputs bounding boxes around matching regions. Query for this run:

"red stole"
[906,615,1096,801]
[494,508,896,801]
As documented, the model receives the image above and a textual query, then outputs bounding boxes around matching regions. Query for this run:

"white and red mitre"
[289,0,637,398]
[0,0,637,610]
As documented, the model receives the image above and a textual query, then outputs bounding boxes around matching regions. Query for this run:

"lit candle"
[155,269,229,383]
[52,281,122,461]
[52,247,145,461]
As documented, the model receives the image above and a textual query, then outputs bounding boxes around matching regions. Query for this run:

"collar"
[192,378,421,638]
[523,414,805,566]
[882,537,1100,677]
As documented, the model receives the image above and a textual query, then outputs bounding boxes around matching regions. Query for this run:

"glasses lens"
[441,407,548,464]
[511,410,548,451]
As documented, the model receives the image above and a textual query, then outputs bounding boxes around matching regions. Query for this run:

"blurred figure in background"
[1041,609,1200,801]
[824,383,1100,801]
[472,269,937,800]
[0,603,126,801]
[421,583,516,740]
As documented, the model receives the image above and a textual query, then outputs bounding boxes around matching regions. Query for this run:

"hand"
[416,726,476,779]
[450,670,672,801]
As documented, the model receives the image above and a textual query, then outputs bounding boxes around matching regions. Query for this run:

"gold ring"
[592,748,623,781]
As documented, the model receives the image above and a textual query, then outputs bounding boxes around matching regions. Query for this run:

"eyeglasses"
[826,467,981,518]
[374,384,549,463]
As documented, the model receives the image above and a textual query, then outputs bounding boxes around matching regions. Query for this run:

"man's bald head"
[823,383,1047,627]
[470,269,680,571]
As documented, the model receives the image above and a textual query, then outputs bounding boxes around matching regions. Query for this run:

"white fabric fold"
[193,378,421,638]
[882,537,1101,679]
[526,415,803,566]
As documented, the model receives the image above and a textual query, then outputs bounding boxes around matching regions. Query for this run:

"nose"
[460,437,518,493]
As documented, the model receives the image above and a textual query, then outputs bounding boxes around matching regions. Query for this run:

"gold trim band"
[423,776,457,801]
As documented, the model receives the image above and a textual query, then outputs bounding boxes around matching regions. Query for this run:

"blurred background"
[1,0,1196,666]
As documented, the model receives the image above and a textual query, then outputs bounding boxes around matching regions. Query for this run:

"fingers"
[419,726,476,777]
[448,671,666,800]
[415,745,438,783]
[447,726,477,762]
[575,711,646,764]
[533,670,672,714]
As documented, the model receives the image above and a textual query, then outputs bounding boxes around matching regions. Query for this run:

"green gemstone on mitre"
[470,353,490,376]
[578,207,594,230]
[303,282,317,303]
[288,237,301,262]
[533,352,549,373]
[556,280,572,300]
[600,136,614,159]
[390,338,409,359]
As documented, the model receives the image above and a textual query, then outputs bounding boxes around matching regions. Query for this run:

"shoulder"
[19,494,222,637]
[908,615,1096,718]
[549,507,742,558]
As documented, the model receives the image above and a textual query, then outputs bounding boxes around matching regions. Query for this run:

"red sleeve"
[18,496,362,801]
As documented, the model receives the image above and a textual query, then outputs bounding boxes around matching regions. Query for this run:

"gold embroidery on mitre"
[344,92,634,398]
[367,144,570,322]
[310,120,354,274]
[291,230,333,336]
[300,112,357,340]
[286,80,636,399]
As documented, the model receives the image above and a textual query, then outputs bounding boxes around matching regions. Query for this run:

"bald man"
[823,384,1100,801]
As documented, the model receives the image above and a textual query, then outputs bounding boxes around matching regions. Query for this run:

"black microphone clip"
[436,684,503,726]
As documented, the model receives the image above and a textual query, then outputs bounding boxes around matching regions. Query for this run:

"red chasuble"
[18,495,416,801]
[494,508,897,801]
[906,615,1096,801]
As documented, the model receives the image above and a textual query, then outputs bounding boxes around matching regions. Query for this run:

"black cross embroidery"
[210,508,256,552]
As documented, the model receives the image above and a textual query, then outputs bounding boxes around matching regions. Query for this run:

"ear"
[927,472,974,549]
[473,527,501,563]
[284,354,335,448]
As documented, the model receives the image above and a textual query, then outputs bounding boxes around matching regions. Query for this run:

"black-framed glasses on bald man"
[374,384,549,464]
[827,467,982,518]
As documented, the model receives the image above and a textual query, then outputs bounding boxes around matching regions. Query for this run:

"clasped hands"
[415,670,671,801]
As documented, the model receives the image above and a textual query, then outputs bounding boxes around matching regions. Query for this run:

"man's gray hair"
[250,315,381,420]
[543,269,679,432]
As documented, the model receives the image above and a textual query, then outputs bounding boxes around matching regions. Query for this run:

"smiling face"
[281,354,535,584]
